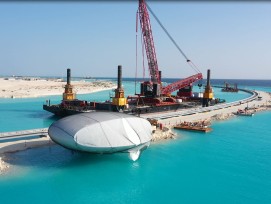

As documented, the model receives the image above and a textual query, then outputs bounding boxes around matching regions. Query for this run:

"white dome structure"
[48,112,152,159]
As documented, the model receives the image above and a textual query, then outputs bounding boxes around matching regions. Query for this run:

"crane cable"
[137,9,147,81]
[146,3,201,74]
[135,11,138,94]
[141,31,146,80]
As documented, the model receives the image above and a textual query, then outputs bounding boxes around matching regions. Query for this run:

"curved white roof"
[48,112,152,153]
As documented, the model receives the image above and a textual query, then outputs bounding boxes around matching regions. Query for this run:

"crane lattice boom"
[138,0,160,84]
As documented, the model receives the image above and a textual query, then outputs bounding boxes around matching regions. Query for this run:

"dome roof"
[48,112,152,153]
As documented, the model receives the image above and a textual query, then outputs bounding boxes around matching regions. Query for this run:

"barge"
[174,122,212,132]
[174,125,212,133]
[233,109,255,116]
[43,67,193,117]
[43,67,224,117]
[221,82,239,92]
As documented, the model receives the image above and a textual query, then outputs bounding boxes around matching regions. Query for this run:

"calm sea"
[0,79,270,204]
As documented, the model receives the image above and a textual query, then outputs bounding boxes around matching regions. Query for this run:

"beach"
[0,135,55,174]
[0,78,116,98]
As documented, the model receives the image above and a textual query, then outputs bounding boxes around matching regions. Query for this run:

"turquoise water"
[0,80,271,203]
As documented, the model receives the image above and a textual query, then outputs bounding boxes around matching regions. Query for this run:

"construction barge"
[43,68,194,116]
[174,120,212,133]
[43,67,222,117]
[221,82,239,92]
[233,109,255,116]
[174,125,212,133]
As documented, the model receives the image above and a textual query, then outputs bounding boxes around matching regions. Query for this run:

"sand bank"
[0,136,55,174]
[157,91,271,128]
[0,78,116,98]
[0,136,53,154]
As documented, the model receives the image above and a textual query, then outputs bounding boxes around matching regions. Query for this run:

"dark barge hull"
[43,102,184,117]
[43,105,93,116]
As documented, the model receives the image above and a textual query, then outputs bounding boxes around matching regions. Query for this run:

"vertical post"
[63,68,75,100]
[207,69,210,87]
[159,71,162,83]
[118,65,122,89]
[67,68,71,85]
[202,69,213,107]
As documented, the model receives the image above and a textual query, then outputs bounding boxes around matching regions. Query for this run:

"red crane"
[138,0,160,84]
[137,0,203,97]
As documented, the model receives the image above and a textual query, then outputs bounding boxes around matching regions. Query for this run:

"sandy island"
[0,77,116,98]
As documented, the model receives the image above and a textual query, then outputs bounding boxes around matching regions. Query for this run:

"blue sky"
[0,1,271,79]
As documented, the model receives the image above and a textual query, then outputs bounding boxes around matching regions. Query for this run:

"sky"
[0,1,271,79]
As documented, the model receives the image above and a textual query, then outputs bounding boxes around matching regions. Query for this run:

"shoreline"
[0,78,116,99]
